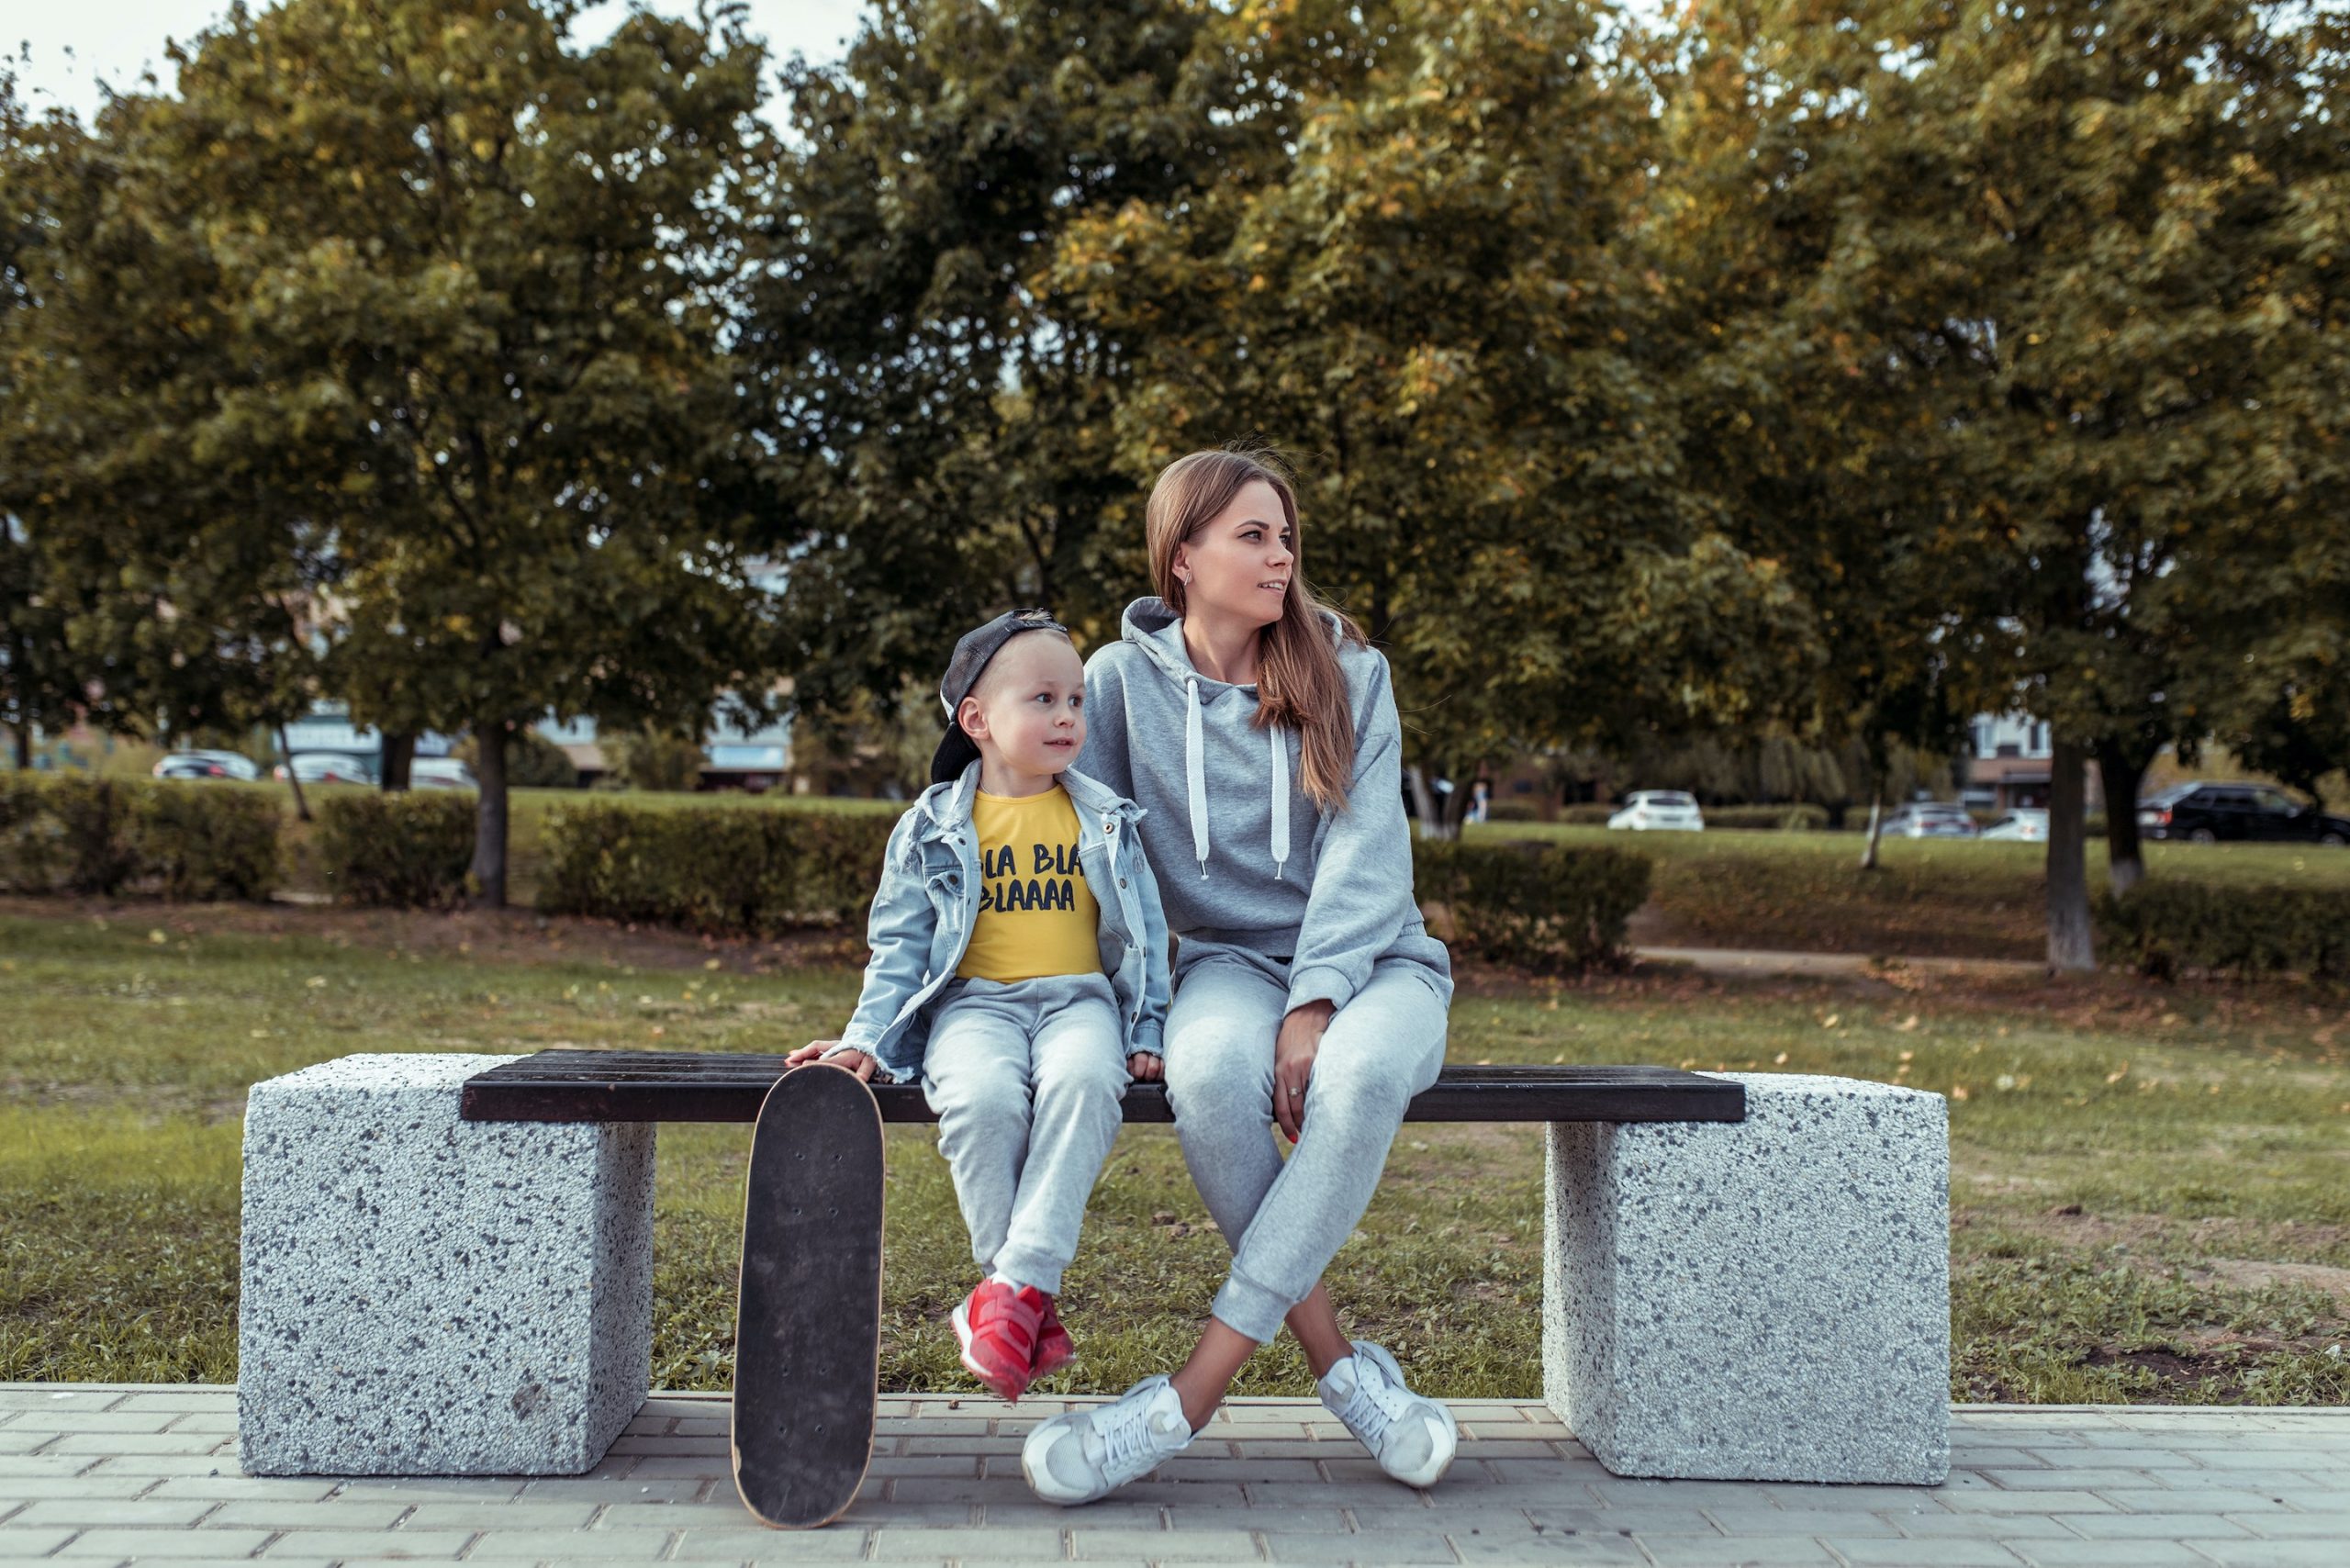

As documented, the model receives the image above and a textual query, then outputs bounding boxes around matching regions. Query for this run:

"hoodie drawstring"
[1183,674,1293,882]
[1269,724,1290,880]
[1185,677,1211,878]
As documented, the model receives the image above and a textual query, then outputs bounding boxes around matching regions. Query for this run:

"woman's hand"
[1272,1000,1335,1143]
[1127,1052,1163,1082]
[784,1040,878,1082]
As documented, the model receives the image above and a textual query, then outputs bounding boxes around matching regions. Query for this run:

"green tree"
[604,727,705,792]
[1665,0,2350,961]
[17,1,788,901]
[1046,0,1818,837]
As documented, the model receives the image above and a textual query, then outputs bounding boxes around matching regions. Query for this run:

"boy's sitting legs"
[923,974,1128,1400]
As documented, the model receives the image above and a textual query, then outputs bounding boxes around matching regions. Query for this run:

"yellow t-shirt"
[956,786,1103,982]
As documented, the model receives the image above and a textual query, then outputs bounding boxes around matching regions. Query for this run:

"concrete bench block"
[1542,1072,1949,1484]
[238,1053,655,1475]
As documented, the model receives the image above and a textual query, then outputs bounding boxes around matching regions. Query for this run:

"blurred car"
[1978,808,2048,842]
[151,749,262,782]
[1606,790,1706,832]
[1881,801,1978,838]
[2137,781,2350,846]
[409,757,477,790]
[274,753,380,786]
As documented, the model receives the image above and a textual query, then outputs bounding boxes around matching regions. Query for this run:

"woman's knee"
[936,1079,1031,1147]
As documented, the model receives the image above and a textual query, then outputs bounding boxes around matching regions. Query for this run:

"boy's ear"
[956,694,990,742]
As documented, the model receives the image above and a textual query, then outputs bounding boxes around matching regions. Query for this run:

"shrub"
[316,792,477,907]
[129,785,281,900]
[603,728,706,792]
[1483,798,1541,822]
[2097,882,2350,982]
[1705,803,1831,832]
[539,801,895,935]
[0,776,279,899]
[1412,838,1652,971]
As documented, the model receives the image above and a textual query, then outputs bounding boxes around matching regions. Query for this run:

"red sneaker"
[1031,1294,1074,1382]
[952,1280,1046,1402]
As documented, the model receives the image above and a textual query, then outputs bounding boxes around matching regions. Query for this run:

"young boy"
[785,609,1169,1402]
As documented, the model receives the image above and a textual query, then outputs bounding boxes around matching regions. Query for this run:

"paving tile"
[668,1526,878,1560]
[53,1528,274,1557]
[10,1497,215,1528]
[391,1500,604,1529]
[1934,1490,2116,1515]
[1529,1506,1715,1536]
[0,1454,96,1479]
[1631,1538,1839,1566]
[46,1434,234,1456]
[0,1390,125,1412]
[252,1529,476,1557]
[2179,1543,2350,1568]
[462,1526,676,1558]
[871,1526,1065,1560]
[1895,1511,2076,1539]
[1697,1507,1905,1538]
[1818,1540,2027,1567]
[332,1478,528,1502]
[517,1475,709,1505]
[1261,1532,1456,1563]
[1166,1503,1345,1530]
[1979,1470,2159,1492]
[144,1477,347,1502]
[0,1473,155,1500]
[2087,1488,2304,1513]
[17,1412,180,1435]
[0,1529,78,1560]
[2009,1544,2215,1568]
[1448,1534,1648,1563]
[199,1499,414,1529]
[0,1432,56,1456]
[1070,1526,1264,1560]
[2045,1513,2251,1540]
[2230,1512,2350,1538]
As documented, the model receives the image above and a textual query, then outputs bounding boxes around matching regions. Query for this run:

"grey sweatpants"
[1162,943,1449,1342]
[919,972,1129,1296]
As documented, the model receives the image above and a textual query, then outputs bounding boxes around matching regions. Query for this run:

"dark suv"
[2137,782,2350,846]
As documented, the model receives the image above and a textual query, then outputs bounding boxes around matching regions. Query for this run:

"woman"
[1023,448,1458,1506]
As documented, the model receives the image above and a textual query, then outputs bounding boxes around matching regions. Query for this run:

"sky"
[6,1,872,124]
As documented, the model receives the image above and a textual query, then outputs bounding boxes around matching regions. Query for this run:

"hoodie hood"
[1118,596,1295,881]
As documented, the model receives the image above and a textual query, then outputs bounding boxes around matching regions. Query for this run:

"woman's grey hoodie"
[1077,596,1451,1017]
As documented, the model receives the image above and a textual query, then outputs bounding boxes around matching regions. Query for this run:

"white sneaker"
[1021,1374,1194,1505]
[1318,1340,1458,1488]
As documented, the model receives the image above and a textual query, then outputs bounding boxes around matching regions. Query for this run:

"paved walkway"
[2,1386,2344,1566]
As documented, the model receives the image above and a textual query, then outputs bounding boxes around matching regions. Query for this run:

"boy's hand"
[1127,1052,1163,1082]
[785,1040,878,1082]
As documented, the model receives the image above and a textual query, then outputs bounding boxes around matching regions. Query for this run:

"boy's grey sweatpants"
[919,971,1130,1296]
[1162,942,1449,1343]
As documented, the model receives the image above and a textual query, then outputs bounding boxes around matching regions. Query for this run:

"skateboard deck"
[732,1063,886,1529]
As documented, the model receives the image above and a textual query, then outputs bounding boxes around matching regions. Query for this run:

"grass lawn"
[1471,822,2350,961]
[4,897,2346,1406]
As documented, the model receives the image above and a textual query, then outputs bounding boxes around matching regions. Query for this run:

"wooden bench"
[235,1049,1949,1486]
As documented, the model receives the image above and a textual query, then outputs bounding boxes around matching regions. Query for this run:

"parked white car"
[151,749,262,781]
[1607,790,1707,832]
[1978,808,2048,842]
[409,757,477,790]
[1881,801,1979,839]
[274,753,379,786]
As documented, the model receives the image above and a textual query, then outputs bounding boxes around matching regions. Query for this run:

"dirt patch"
[1955,1207,2350,1266]
[2189,1258,2350,1305]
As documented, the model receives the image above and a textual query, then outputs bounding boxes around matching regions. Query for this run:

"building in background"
[1962,714,2103,813]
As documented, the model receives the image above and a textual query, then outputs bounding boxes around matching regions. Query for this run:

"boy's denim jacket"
[833,762,1171,1081]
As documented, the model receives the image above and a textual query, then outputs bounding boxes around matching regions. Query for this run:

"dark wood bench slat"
[459,1049,1744,1126]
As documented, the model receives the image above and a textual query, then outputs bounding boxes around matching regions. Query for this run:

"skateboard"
[732,1063,886,1529]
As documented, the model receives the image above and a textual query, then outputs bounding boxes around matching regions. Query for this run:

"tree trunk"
[2097,739,2148,897]
[380,731,414,792]
[11,724,28,771]
[1860,790,1886,870]
[2045,734,2096,972]
[471,722,509,908]
[275,723,312,824]
[1406,765,1455,841]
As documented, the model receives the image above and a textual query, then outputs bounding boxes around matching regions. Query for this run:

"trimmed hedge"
[0,775,279,900]
[536,797,1651,969]
[538,801,895,935]
[2097,882,2350,982]
[316,792,478,908]
[1412,838,1652,971]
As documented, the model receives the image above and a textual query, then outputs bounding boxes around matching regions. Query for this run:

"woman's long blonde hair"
[1146,449,1367,813]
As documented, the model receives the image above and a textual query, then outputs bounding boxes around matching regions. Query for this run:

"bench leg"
[1542,1072,1950,1484]
[238,1053,655,1476]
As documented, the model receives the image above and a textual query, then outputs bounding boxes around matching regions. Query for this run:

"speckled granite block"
[238,1053,655,1476]
[1542,1072,1949,1484]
